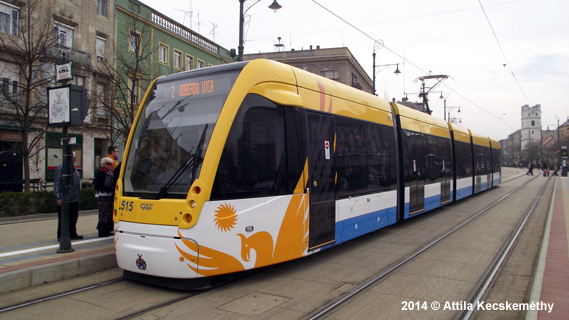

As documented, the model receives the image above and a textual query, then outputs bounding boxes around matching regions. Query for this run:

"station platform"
[528,176,569,320]
[0,210,116,294]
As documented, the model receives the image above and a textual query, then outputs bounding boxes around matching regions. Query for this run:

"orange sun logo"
[214,203,238,232]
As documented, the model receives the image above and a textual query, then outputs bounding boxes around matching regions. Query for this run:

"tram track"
[0,278,125,314]
[0,274,200,319]
[456,176,549,320]
[306,174,546,319]
[0,262,252,318]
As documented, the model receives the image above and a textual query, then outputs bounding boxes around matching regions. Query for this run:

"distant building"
[501,106,568,167]
[243,47,373,94]
[560,118,569,142]
[500,130,521,167]
[521,104,541,150]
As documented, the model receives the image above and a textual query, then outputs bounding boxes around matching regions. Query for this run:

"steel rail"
[0,278,125,313]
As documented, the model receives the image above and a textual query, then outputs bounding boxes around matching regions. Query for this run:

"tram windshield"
[123,69,240,198]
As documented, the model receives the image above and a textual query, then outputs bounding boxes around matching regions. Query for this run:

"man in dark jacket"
[54,151,83,241]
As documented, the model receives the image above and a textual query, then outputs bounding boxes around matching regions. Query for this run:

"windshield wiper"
[154,124,208,200]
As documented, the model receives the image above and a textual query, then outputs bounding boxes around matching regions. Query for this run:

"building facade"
[560,118,569,142]
[0,0,117,187]
[0,0,231,189]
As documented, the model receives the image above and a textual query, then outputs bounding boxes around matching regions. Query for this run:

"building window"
[351,73,362,90]
[0,60,19,98]
[96,82,108,117]
[54,23,73,48]
[96,36,106,61]
[197,59,204,69]
[97,0,107,17]
[0,2,18,35]
[173,50,181,69]
[72,75,85,86]
[320,70,338,80]
[159,43,168,64]
[531,120,535,126]
[1,77,18,96]
[129,30,140,53]
[185,55,193,71]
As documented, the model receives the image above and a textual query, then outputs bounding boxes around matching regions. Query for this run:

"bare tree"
[93,12,161,146]
[0,0,59,191]
[525,140,543,167]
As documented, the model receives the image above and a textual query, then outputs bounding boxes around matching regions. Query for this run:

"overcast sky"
[139,0,569,141]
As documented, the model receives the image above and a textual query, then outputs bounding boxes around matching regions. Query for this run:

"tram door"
[440,175,451,203]
[440,139,452,204]
[405,131,425,215]
[306,112,336,249]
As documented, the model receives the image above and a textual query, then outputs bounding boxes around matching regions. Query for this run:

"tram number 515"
[120,200,134,212]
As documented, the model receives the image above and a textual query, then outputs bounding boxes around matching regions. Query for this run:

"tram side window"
[492,148,501,173]
[415,134,430,183]
[336,118,396,199]
[284,107,305,192]
[211,94,287,200]
[484,146,492,174]
[455,141,473,178]
[366,123,396,191]
[336,118,366,197]
[473,145,490,175]
[425,135,452,182]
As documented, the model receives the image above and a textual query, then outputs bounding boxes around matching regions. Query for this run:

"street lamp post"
[446,105,460,123]
[237,0,282,61]
[372,62,400,96]
[372,39,400,95]
[437,91,450,120]
[442,95,446,120]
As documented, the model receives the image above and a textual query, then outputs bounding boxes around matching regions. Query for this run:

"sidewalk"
[0,209,116,294]
[527,177,569,320]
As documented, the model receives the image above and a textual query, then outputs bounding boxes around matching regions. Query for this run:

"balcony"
[150,11,219,55]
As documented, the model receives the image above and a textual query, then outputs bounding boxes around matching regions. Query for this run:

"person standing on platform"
[107,146,119,171]
[54,151,83,241]
[94,157,115,237]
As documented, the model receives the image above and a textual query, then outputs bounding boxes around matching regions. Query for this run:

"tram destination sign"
[157,70,240,101]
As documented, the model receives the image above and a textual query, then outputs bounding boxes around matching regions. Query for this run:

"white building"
[521,104,541,150]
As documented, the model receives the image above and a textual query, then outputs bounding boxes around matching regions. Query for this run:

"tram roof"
[393,102,451,138]
[448,122,472,144]
[490,138,501,150]
[470,129,491,147]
